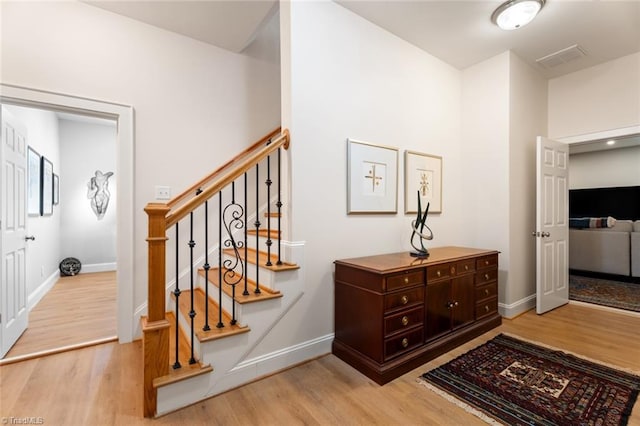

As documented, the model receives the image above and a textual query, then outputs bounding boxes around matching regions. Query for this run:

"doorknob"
[25,235,35,241]
[531,231,540,237]
[542,232,550,237]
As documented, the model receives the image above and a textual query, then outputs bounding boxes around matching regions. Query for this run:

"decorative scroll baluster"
[222,182,243,326]
[265,155,273,267]
[217,192,224,329]
[254,164,261,294]
[276,147,283,265]
[202,197,210,332]
[173,223,181,369]
[188,212,196,364]
[243,172,249,296]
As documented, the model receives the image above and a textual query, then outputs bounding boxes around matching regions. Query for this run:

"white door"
[535,136,569,314]
[1,106,29,358]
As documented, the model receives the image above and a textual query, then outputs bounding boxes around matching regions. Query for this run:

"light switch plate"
[155,186,171,200]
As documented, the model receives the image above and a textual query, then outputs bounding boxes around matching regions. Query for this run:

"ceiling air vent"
[536,44,586,69]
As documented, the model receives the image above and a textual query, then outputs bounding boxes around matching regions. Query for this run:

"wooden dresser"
[333,246,501,384]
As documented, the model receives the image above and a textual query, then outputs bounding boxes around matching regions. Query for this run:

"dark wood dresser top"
[334,246,499,274]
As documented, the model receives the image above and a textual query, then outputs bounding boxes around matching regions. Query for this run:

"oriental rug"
[418,334,640,426]
[569,275,640,313]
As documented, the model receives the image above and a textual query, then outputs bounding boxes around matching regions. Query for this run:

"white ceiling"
[84,0,640,78]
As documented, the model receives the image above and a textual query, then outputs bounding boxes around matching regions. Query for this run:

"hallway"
[2,271,117,362]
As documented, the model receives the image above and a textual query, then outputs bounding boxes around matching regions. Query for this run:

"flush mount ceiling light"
[492,0,545,30]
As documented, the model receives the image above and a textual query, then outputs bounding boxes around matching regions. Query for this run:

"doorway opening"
[0,83,135,363]
[564,128,640,314]
[1,104,119,360]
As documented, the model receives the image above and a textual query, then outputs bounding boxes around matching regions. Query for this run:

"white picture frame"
[347,139,398,214]
[27,146,41,216]
[404,150,442,214]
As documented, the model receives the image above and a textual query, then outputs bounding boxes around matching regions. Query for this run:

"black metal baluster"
[230,182,237,325]
[254,164,261,294]
[217,192,224,328]
[276,147,283,265]
[203,196,210,332]
[188,212,196,364]
[173,223,181,369]
[243,172,249,296]
[265,155,273,267]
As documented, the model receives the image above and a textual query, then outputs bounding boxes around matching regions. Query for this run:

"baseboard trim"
[28,270,60,311]
[499,294,536,319]
[231,332,334,375]
[81,263,117,273]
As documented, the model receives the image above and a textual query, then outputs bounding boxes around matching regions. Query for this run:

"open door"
[535,136,569,314]
[1,106,29,358]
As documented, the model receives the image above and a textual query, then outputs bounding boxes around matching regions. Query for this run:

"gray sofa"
[569,220,640,277]
[632,221,640,277]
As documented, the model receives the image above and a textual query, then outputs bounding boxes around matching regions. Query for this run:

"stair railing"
[142,127,289,417]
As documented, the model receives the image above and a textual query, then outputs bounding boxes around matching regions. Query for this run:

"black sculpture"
[410,191,433,257]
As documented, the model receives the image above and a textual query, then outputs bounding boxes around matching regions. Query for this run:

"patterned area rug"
[570,275,640,312]
[419,334,640,426]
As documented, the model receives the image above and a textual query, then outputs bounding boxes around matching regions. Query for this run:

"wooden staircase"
[142,128,303,417]
[154,242,301,416]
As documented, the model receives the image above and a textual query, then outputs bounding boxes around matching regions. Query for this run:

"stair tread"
[173,288,250,343]
[246,229,281,239]
[198,268,282,304]
[154,312,213,389]
[264,212,282,218]
[223,247,299,271]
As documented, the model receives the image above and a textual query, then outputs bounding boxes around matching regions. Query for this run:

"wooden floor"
[1,303,639,425]
[3,271,117,361]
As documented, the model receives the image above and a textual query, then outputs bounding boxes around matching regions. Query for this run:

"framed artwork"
[404,150,442,214]
[53,174,59,206]
[347,139,398,214]
[40,156,53,216]
[27,146,41,216]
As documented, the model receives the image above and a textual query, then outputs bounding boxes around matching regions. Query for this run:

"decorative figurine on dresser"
[333,246,501,384]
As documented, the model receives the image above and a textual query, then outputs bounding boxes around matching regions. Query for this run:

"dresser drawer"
[384,306,423,337]
[384,286,424,312]
[476,268,497,285]
[476,282,497,301]
[477,254,498,270]
[426,263,453,282]
[386,270,424,291]
[456,259,476,275]
[476,297,498,320]
[384,327,423,360]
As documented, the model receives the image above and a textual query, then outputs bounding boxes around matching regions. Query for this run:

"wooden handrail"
[167,127,282,209]
[166,129,289,229]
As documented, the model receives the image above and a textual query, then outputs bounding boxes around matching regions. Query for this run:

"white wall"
[251,0,465,356]
[548,52,640,139]
[461,51,548,317]
[508,53,548,306]
[59,119,117,270]
[4,105,61,305]
[1,1,281,317]
[569,146,640,189]
[461,52,510,313]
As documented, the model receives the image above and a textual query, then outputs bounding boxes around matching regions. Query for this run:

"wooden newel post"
[142,203,171,417]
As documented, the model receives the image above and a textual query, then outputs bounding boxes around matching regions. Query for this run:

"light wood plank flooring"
[2,271,117,361]
[1,303,639,425]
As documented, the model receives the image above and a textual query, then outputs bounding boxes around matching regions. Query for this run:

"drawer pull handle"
[404,277,409,284]
[401,338,409,348]
[401,295,409,305]
[464,265,469,271]
[485,288,490,296]
[401,316,409,326]
[484,273,490,280]
[437,270,441,277]
[485,260,489,265]
[485,305,490,313]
